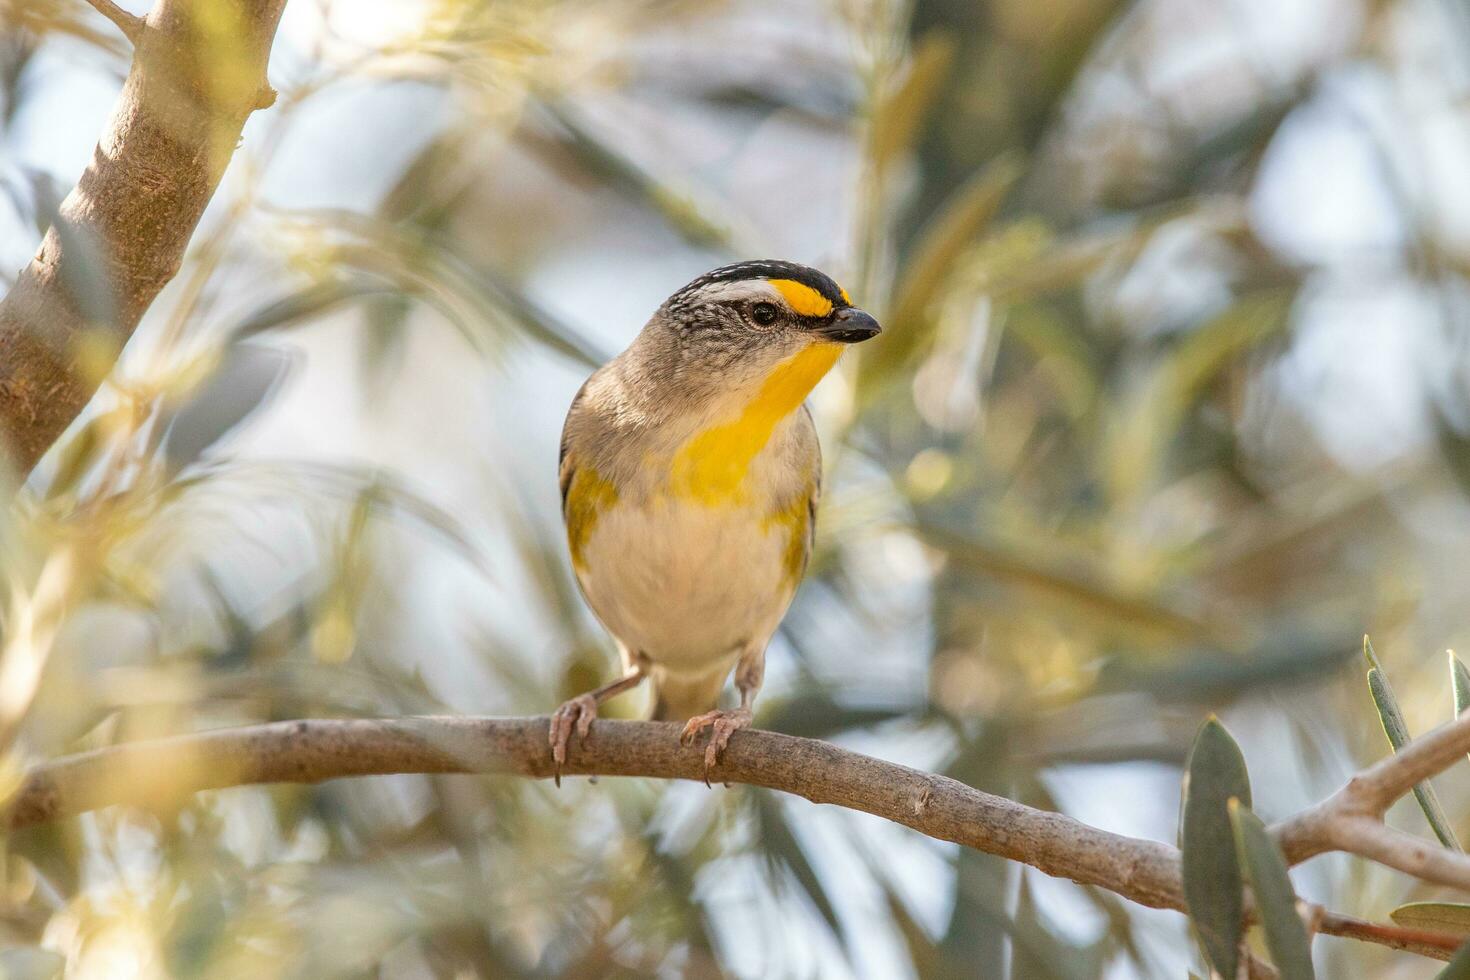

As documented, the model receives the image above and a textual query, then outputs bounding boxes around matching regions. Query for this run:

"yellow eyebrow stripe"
[768,279,834,318]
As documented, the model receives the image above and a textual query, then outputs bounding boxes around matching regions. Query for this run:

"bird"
[551,260,881,779]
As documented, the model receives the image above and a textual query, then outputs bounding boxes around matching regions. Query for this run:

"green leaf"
[1438,940,1470,980]
[1366,660,1462,849]
[1180,717,1251,980]
[1452,652,1470,717]
[1228,800,1315,980]
[1391,903,1470,939]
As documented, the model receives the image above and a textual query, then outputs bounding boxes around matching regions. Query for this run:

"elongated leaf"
[918,523,1208,641]
[940,729,1010,978]
[1180,718,1251,980]
[860,155,1021,388]
[759,693,907,740]
[536,101,733,250]
[878,882,942,977]
[282,208,607,367]
[869,33,955,176]
[160,344,294,472]
[1229,800,1315,980]
[1104,289,1293,502]
[172,458,491,579]
[1365,654,1461,849]
[1363,634,1383,671]
[1392,903,1470,939]
[1440,941,1470,980]
[43,407,120,499]
[1453,653,1470,717]
[1161,290,1294,406]
[0,165,60,237]
[41,202,116,331]
[230,279,398,341]
[752,793,845,951]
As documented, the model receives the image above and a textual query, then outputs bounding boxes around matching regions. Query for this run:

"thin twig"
[82,0,145,44]
[1274,706,1470,880]
[1327,818,1470,891]
[1318,910,1462,962]
[1243,949,1279,980]
[1325,705,1470,818]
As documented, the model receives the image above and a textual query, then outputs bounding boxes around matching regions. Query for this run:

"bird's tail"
[648,668,724,722]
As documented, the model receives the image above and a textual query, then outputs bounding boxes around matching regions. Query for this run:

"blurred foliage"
[2,0,1470,976]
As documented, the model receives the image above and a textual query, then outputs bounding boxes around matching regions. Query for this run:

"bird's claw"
[549,693,598,787]
[679,708,752,784]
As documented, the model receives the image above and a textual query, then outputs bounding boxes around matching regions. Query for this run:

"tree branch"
[1318,910,1462,962]
[1275,704,1470,884]
[0,0,287,474]
[1325,818,1470,891]
[9,713,1470,969]
[83,0,145,44]
[10,716,1189,907]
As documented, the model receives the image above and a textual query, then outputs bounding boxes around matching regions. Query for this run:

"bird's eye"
[751,302,779,326]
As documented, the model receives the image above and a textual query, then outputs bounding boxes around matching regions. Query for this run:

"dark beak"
[818,307,882,344]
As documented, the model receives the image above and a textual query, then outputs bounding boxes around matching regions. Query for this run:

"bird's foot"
[679,707,752,784]
[549,693,598,787]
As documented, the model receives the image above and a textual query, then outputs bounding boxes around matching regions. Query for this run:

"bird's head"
[639,260,881,412]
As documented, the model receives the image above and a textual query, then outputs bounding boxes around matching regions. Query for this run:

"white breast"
[574,490,796,672]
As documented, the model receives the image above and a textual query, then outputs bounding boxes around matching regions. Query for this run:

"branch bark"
[1275,703,1470,891]
[11,716,1188,907]
[0,0,287,474]
[11,712,1470,968]
[1318,910,1462,962]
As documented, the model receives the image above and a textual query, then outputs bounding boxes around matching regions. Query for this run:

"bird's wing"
[558,377,593,515]
[791,403,822,583]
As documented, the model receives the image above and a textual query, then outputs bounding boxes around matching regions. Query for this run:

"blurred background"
[2,0,1470,975]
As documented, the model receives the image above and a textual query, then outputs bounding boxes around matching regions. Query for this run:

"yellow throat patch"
[672,341,842,504]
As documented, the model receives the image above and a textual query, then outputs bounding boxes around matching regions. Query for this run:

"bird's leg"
[549,666,646,785]
[680,649,764,781]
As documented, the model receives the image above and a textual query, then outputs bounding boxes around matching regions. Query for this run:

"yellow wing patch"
[564,465,619,570]
[764,483,816,589]
[672,342,841,503]
[769,279,834,318]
